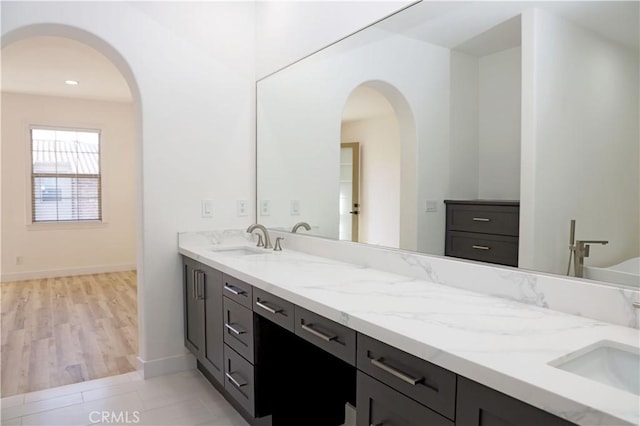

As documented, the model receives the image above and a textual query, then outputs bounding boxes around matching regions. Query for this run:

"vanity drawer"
[222,274,253,309]
[294,306,356,366]
[446,231,518,267]
[223,297,255,363]
[253,287,295,332]
[224,344,256,417]
[356,371,453,426]
[446,203,519,236]
[357,334,456,420]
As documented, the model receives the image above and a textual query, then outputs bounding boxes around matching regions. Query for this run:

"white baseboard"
[1,263,137,282]
[136,353,196,379]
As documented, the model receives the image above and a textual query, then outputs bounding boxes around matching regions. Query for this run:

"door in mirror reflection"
[339,143,359,242]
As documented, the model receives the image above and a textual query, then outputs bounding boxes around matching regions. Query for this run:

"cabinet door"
[456,377,575,426]
[357,372,453,426]
[183,258,203,356]
[201,264,224,384]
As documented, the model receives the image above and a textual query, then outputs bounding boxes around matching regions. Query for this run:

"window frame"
[28,125,105,226]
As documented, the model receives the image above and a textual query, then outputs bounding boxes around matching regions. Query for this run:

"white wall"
[520,9,639,274]
[449,47,521,201]
[449,51,479,199]
[1,1,256,376]
[478,47,521,199]
[255,1,414,79]
[1,93,136,281]
[342,114,401,248]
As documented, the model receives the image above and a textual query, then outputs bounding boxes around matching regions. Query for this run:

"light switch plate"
[290,200,300,216]
[237,200,248,217]
[202,199,213,217]
[426,200,437,212]
[260,200,270,216]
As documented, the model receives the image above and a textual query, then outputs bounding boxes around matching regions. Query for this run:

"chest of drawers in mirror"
[444,200,520,267]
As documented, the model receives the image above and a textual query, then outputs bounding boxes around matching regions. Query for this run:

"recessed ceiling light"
[65,80,79,86]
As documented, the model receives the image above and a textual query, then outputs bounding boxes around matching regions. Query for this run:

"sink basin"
[549,340,639,395]
[209,246,267,256]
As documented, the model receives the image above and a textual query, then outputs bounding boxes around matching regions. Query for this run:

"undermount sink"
[209,246,267,256]
[549,340,639,395]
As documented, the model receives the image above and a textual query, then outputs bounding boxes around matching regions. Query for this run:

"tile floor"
[0,369,248,426]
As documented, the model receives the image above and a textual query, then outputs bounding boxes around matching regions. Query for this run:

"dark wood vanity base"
[184,256,576,426]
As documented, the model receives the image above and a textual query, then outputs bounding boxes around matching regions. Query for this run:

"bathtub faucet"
[572,239,609,278]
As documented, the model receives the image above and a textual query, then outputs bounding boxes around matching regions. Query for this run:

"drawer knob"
[225,372,247,388]
[225,323,246,335]
[472,245,491,250]
[256,300,283,315]
[224,284,246,296]
[370,358,422,386]
[472,217,491,222]
[301,323,336,342]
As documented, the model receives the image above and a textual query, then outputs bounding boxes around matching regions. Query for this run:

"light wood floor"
[1,271,138,397]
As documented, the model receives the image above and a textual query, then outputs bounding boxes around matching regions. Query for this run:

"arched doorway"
[340,81,417,251]
[1,26,142,395]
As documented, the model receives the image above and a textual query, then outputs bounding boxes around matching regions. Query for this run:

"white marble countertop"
[178,232,640,426]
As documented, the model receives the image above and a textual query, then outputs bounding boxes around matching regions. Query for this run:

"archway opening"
[339,81,417,250]
[1,28,142,396]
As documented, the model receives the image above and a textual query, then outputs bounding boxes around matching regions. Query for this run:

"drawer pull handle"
[472,217,491,222]
[301,323,336,342]
[224,323,246,335]
[472,245,491,250]
[224,284,246,296]
[225,372,247,388]
[256,300,282,315]
[371,358,422,386]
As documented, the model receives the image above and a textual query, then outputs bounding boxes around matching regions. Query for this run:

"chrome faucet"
[571,239,609,278]
[291,222,311,233]
[246,224,273,249]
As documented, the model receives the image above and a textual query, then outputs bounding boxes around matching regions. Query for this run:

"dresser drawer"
[253,287,295,332]
[222,274,253,309]
[356,372,453,426]
[446,231,519,267]
[446,203,519,236]
[224,344,256,417]
[294,306,356,366]
[357,334,457,420]
[223,297,255,363]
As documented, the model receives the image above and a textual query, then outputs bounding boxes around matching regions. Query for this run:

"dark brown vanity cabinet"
[182,257,224,384]
[356,334,455,426]
[183,257,577,426]
[444,200,520,267]
[456,377,575,426]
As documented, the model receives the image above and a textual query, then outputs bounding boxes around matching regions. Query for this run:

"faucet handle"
[253,233,264,247]
[274,237,284,251]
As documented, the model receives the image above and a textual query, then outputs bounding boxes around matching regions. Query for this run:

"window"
[31,128,102,222]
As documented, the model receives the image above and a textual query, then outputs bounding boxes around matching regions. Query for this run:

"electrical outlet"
[426,200,438,212]
[290,200,300,216]
[237,200,248,217]
[201,199,213,218]
[260,200,270,216]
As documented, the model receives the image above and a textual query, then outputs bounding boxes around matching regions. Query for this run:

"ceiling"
[2,2,636,104]
[1,36,132,102]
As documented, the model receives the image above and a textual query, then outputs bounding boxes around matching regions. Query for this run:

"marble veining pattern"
[178,230,640,426]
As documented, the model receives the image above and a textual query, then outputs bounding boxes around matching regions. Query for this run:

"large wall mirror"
[257,1,639,289]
